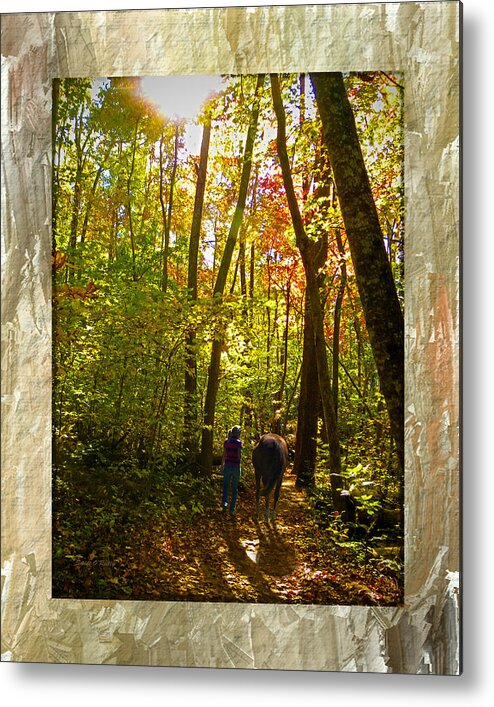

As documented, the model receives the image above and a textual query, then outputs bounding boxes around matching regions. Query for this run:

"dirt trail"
[211,474,308,601]
[133,470,401,605]
[138,472,338,603]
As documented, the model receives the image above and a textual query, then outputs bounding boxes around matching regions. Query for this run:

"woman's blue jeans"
[222,465,241,514]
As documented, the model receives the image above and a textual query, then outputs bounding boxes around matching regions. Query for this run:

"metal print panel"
[1,1,461,673]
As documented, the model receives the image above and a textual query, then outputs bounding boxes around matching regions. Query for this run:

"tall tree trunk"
[80,168,102,245]
[108,141,123,264]
[52,77,60,253]
[239,229,247,298]
[270,74,342,501]
[211,78,264,299]
[265,256,272,387]
[292,73,322,486]
[272,277,291,435]
[67,111,84,283]
[200,74,264,474]
[299,73,310,202]
[310,72,404,473]
[229,246,242,294]
[52,77,61,466]
[184,121,211,451]
[127,119,140,282]
[332,228,347,422]
[292,232,328,487]
[160,122,180,293]
[294,140,333,480]
[159,136,167,278]
[80,143,114,244]
[293,294,319,487]
[280,278,291,401]
[249,242,255,302]
[240,170,258,432]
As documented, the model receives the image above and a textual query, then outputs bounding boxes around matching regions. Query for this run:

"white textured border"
[1,1,461,673]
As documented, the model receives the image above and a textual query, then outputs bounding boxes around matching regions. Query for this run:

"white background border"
[1,0,490,703]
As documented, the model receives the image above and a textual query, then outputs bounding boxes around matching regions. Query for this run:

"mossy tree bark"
[310,72,404,474]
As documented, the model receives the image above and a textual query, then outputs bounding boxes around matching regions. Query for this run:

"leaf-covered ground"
[55,468,402,606]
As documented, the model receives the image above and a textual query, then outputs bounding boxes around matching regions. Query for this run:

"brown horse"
[252,433,288,523]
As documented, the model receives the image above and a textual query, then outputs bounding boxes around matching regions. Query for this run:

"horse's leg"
[255,470,260,520]
[264,491,270,523]
[271,473,283,522]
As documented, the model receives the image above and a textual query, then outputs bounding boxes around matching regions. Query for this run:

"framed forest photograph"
[1,1,461,674]
[51,69,405,606]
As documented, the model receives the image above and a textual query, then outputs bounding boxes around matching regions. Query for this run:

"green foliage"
[53,446,217,598]
[306,461,403,591]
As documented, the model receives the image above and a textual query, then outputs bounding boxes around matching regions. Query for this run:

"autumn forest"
[53,72,405,605]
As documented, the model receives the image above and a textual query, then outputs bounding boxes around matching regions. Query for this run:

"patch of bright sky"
[140,75,226,154]
[91,75,226,155]
[140,75,225,121]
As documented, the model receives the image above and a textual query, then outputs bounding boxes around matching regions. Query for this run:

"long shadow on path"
[216,474,303,601]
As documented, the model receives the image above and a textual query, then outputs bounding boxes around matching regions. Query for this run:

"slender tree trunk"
[272,278,291,434]
[282,361,302,437]
[332,228,347,422]
[271,74,342,500]
[299,73,310,202]
[80,146,113,244]
[211,79,264,299]
[333,346,374,419]
[229,247,241,294]
[239,229,247,298]
[127,119,140,282]
[67,112,84,282]
[200,74,264,474]
[265,256,272,387]
[52,78,61,253]
[188,122,211,291]
[239,171,257,432]
[184,121,211,451]
[280,279,291,399]
[52,77,61,468]
[159,136,167,277]
[249,242,255,302]
[160,122,180,293]
[136,145,155,244]
[80,169,102,245]
[108,141,123,264]
[310,72,404,473]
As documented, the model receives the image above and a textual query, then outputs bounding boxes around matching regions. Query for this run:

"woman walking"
[221,425,242,518]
